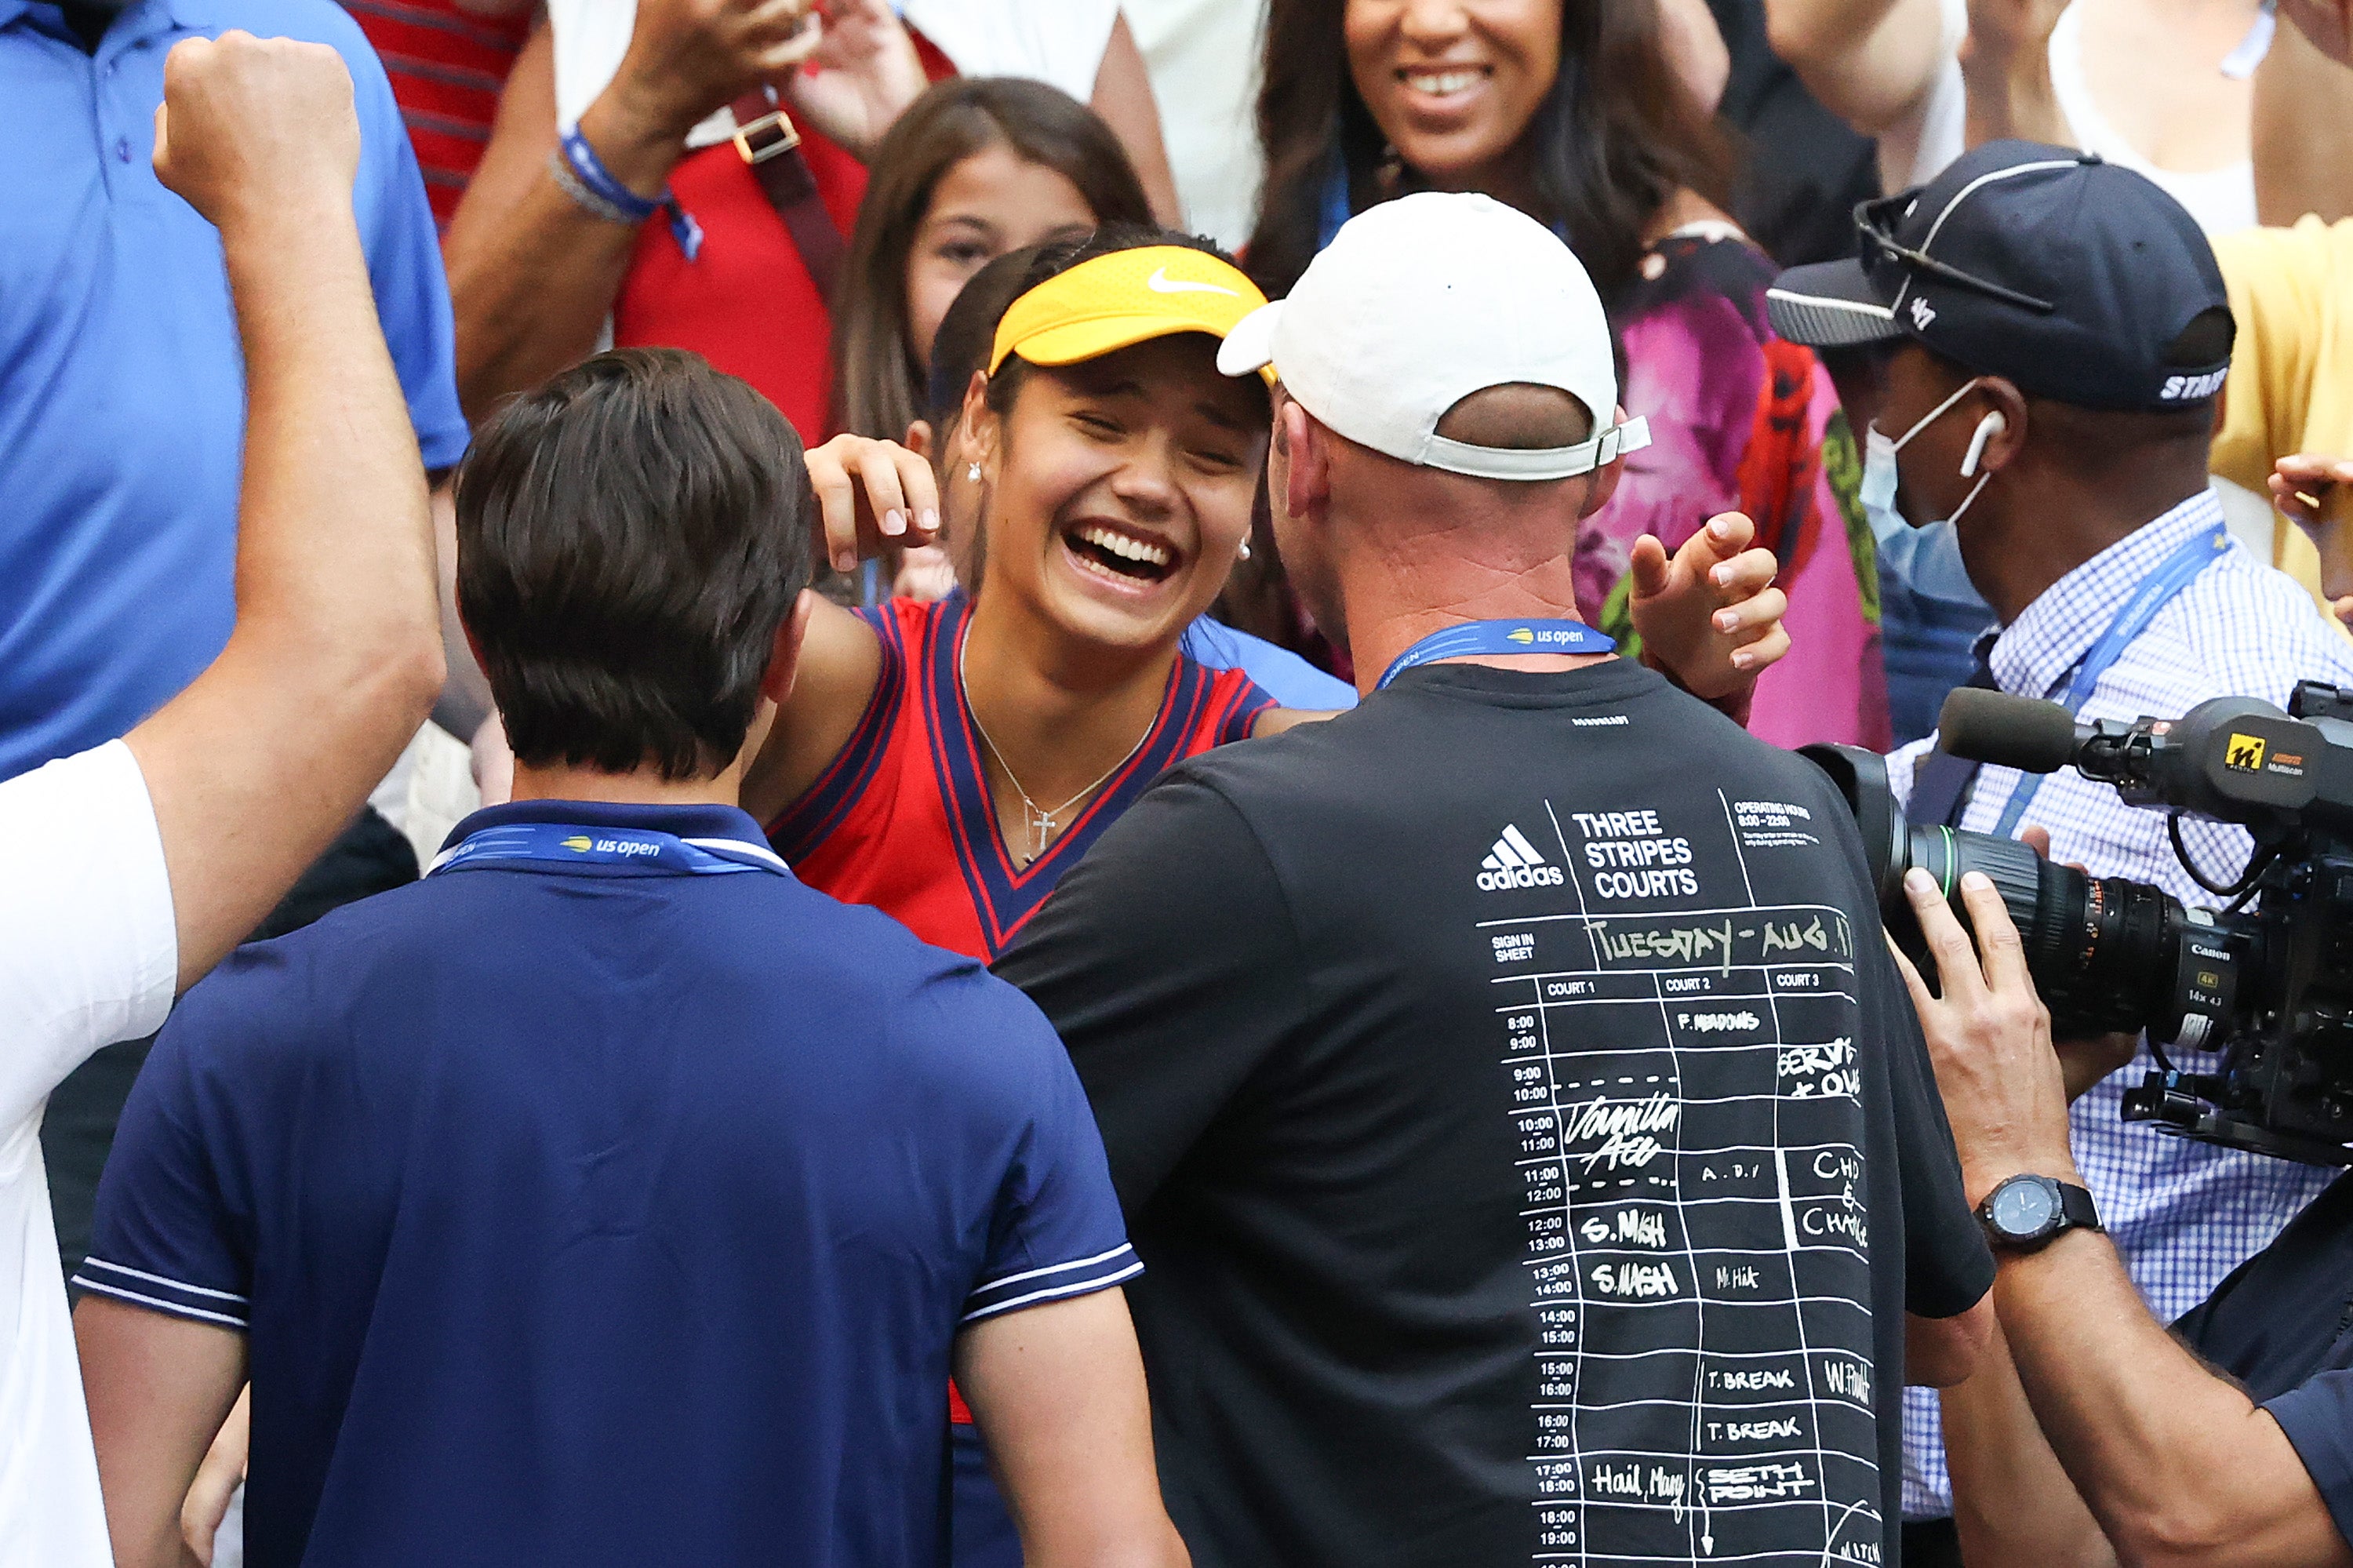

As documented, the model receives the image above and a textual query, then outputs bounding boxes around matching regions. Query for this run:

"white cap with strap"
[1216,191,1650,482]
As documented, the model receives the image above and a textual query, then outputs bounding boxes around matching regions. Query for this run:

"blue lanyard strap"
[1989,524,2228,838]
[427,822,789,879]
[1375,618,1617,692]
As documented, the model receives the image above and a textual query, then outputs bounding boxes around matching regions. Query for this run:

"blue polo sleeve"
[71,995,253,1332]
[958,993,1140,1326]
[2264,1373,2353,1549]
[334,16,470,471]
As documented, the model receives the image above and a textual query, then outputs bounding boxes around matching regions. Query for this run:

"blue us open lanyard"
[1375,618,1617,691]
[1988,524,2230,838]
[427,821,790,879]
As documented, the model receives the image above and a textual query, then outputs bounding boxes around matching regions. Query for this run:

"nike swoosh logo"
[1146,267,1238,297]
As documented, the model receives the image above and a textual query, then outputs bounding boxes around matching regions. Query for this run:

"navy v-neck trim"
[923,597,1207,955]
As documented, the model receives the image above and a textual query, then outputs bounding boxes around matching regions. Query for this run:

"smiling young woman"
[1245,0,1893,750]
[749,233,1283,954]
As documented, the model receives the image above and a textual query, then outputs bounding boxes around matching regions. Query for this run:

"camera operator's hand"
[2013,825,2142,1101]
[1628,510,1790,704]
[1889,868,2081,1205]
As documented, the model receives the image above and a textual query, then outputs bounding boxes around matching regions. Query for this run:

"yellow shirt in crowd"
[2212,215,2353,610]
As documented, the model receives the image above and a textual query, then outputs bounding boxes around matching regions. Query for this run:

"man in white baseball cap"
[997,190,1995,1567]
[1218,190,1650,486]
[1216,191,1769,694]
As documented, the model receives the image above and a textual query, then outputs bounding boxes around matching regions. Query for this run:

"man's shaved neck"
[1432,383,1593,451]
[1314,395,1606,693]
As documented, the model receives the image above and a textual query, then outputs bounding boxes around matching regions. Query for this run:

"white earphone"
[1959,410,2007,480]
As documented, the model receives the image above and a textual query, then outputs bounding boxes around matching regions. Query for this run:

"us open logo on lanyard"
[1376,618,1617,691]
[429,822,788,878]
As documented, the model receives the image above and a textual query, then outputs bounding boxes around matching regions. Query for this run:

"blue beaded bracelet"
[557,126,704,262]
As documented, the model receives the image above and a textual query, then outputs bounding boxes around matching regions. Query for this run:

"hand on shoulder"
[806,434,944,575]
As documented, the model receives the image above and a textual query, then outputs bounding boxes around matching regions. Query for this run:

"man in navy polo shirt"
[72,351,1187,1568]
[5,0,475,1288]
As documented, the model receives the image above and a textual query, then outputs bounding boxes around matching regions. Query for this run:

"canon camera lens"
[1799,744,2228,1045]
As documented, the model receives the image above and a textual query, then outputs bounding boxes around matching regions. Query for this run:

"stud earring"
[1237,537,1253,562]
[966,462,982,482]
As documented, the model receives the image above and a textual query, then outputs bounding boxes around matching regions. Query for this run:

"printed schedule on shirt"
[1485,791,1880,1566]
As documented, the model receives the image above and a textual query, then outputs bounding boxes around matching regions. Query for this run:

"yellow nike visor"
[988,246,1275,383]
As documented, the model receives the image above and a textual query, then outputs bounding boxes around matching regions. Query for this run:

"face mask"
[1860,380,1997,608]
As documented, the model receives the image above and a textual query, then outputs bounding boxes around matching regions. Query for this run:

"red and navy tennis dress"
[767,595,1271,1566]
[770,593,1276,960]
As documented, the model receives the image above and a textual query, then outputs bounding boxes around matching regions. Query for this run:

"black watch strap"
[2056,1180,2103,1234]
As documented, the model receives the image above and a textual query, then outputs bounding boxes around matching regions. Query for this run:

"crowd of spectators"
[10,2,2353,1566]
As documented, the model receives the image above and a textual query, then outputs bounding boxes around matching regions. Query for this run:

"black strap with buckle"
[730,90,846,304]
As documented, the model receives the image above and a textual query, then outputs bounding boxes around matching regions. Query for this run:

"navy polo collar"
[438,798,774,861]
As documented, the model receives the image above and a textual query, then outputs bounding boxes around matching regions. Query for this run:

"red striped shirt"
[341,0,532,227]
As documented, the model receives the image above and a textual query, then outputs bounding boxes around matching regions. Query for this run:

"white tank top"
[2046,1,2259,238]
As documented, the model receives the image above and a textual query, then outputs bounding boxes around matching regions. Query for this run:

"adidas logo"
[1478,824,1566,891]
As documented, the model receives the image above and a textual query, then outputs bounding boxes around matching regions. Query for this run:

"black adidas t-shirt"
[996,659,1992,1568]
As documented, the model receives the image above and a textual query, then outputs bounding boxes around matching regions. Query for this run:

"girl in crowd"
[742,227,1791,1563]
[1244,0,1887,751]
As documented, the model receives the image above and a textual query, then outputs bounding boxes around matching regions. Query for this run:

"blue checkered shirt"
[1887,489,2353,1517]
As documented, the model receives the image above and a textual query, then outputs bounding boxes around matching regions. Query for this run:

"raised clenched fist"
[608,0,828,147]
[152,31,358,232]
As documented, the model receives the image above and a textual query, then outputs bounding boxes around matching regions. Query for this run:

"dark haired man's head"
[456,349,815,783]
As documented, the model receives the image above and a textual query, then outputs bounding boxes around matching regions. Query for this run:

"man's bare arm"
[1997,1232,2351,1568]
[1895,871,2352,1568]
[955,1289,1190,1568]
[128,32,445,992]
[1763,0,1951,137]
[75,1297,248,1568]
[442,4,811,425]
[442,0,876,426]
[1943,1317,2120,1568]
[1090,13,1183,228]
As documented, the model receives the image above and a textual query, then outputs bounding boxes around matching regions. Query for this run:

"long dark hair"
[1246,0,1730,301]
[831,78,1155,442]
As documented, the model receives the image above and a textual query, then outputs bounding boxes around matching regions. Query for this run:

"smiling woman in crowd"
[1244,0,1888,748]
